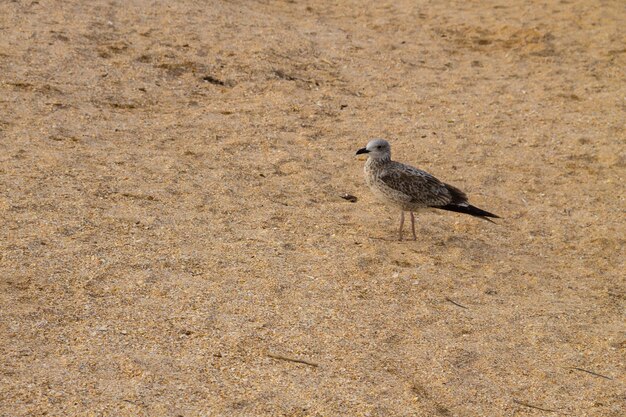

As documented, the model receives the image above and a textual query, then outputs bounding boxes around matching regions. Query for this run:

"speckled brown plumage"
[356,139,499,240]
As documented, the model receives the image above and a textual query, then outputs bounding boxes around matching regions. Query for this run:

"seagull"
[356,138,499,240]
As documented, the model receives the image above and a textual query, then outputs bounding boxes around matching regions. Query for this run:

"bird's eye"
[377,145,382,149]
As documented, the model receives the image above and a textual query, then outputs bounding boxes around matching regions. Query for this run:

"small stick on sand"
[512,399,557,413]
[570,367,613,380]
[267,353,319,367]
[445,297,468,309]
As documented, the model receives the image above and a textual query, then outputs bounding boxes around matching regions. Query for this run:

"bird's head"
[356,138,391,161]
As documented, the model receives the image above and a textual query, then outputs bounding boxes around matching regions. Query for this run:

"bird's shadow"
[368,230,498,256]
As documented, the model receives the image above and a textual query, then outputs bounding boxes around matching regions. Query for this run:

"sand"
[1,0,624,415]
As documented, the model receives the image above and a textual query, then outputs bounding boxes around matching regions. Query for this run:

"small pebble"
[340,193,357,203]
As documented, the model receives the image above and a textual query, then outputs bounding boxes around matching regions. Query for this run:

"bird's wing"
[379,162,465,206]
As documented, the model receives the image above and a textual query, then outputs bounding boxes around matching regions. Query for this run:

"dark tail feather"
[435,203,500,222]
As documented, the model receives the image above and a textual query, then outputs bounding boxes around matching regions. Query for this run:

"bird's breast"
[364,162,411,208]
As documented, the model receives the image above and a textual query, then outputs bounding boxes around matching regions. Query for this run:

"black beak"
[355,147,369,155]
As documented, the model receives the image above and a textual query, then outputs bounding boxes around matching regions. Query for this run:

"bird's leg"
[410,212,417,241]
[398,211,405,241]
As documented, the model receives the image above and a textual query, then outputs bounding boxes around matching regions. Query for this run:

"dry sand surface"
[1,0,625,415]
